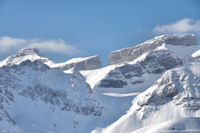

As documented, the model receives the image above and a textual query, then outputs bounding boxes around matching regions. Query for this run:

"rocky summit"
[109,34,197,65]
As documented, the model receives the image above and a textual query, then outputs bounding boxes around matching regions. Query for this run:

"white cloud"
[0,36,81,55]
[153,18,200,34]
[28,39,81,55]
[0,36,27,53]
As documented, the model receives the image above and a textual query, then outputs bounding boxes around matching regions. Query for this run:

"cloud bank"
[153,18,200,34]
[0,36,27,53]
[0,36,81,55]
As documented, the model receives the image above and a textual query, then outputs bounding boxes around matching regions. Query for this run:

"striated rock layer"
[53,55,102,71]
[109,34,197,65]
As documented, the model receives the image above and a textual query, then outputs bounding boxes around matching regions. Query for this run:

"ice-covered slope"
[133,117,200,133]
[94,62,200,133]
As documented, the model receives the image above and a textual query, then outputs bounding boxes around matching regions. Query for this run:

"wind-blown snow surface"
[133,117,200,133]
[192,49,200,59]
[94,62,200,133]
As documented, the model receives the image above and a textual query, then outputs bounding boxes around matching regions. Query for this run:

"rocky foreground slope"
[0,34,200,133]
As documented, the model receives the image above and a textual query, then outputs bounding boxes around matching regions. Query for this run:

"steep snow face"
[52,55,102,71]
[133,117,200,133]
[109,34,197,65]
[0,59,103,132]
[80,65,117,89]
[95,63,200,133]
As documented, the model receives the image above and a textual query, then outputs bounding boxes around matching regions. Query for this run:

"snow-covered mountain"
[0,34,200,133]
[81,34,200,93]
[0,48,104,133]
[93,62,200,133]
[88,34,200,133]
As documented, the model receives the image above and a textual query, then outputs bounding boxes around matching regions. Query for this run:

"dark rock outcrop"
[98,50,183,88]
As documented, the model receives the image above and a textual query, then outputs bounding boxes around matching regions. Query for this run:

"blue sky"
[0,0,200,65]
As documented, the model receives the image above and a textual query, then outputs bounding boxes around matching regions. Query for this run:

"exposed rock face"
[138,50,183,74]
[55,56,102,71]
[98,50,183,88]
[109,34,197,65]
[164,34,197,46]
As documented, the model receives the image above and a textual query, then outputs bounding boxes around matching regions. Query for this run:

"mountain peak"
[0,47,50,67]
[16,47,41,56]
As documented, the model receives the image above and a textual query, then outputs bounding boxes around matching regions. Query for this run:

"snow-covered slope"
[95,62,200,133]
[133,117,200,133]
[192,49,200,59]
